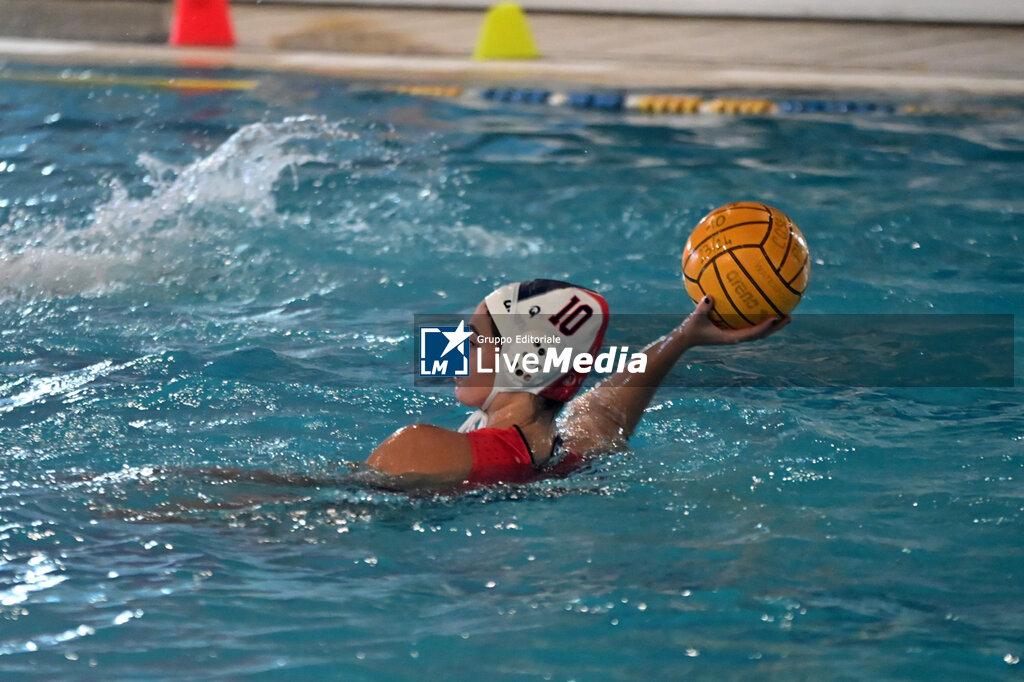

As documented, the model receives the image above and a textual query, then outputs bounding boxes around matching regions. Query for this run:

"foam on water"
[0,360,117,414]
[0,116,355,298]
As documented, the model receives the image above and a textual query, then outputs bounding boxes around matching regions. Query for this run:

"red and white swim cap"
[459,279,609,432]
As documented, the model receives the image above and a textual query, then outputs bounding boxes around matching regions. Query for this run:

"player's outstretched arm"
[559,296,789,455]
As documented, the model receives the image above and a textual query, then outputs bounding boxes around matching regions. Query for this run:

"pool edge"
[2,36,1024,96]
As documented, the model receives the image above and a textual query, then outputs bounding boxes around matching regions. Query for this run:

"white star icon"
[440,320,473,358]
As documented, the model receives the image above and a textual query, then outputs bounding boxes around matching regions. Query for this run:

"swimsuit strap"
[511,425,565,470]
[511,424,538,467]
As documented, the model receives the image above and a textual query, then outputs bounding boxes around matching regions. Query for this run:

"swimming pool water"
[0,65,1021,680]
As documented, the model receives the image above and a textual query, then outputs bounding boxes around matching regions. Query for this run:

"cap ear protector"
[459,280,609,432]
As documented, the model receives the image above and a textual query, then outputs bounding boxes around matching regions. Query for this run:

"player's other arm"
[560,296,787,455]
[367,424,473,486]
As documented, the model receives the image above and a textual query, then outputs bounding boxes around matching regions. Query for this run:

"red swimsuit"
[464,426,585,484]
[465,426,537,484]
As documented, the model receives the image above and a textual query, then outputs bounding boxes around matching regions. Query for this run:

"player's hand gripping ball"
[682,202,810,328]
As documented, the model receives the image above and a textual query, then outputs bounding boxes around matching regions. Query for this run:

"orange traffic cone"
[169,0,235,47]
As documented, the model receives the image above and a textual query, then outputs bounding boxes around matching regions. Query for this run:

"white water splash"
[0,116,355,298]
[0,554,68,608]
[0,360,117,414]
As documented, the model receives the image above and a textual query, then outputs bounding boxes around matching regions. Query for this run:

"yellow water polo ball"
[682,202,810,328]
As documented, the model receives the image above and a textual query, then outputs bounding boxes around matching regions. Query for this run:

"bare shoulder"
[384,423,465,446]
[367,423,473,485]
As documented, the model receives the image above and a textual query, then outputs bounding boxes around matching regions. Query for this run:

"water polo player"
[368,279,788,486]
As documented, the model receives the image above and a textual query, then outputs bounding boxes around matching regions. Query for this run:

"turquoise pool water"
[0,66,1021,679]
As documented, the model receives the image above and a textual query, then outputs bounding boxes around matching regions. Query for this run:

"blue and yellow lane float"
[0,67,1004,117]
[385,84,985,117]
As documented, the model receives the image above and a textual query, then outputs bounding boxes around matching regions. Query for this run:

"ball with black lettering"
[682,202,810,328]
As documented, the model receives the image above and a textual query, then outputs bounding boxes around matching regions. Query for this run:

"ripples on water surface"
[0,67,1021,679]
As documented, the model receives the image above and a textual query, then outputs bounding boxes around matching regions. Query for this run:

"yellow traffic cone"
[472,3,540,60]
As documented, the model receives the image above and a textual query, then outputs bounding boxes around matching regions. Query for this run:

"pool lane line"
[391,84,464,98]
[486,88,932,115]
[2,67,1008,115]
[0,70,258,91]
[385,84,1012,116]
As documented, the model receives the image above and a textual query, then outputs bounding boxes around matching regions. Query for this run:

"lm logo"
[418,320,473,377]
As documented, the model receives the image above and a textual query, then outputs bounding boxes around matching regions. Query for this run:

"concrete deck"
[0,2,1022,93]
